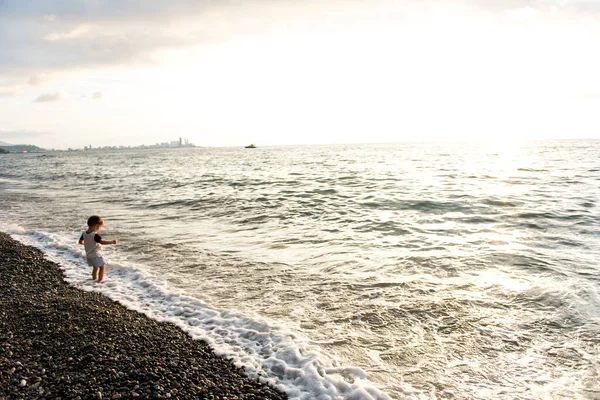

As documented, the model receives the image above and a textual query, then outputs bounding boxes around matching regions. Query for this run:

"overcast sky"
[1,0,599,149]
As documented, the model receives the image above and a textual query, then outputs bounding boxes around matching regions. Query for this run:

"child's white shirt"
[81,231,103,258]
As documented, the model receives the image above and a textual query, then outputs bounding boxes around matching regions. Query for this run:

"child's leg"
[92,266,99,280]
[97,265,106,282]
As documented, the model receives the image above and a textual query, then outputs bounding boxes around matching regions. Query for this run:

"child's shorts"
[87,257,106,267]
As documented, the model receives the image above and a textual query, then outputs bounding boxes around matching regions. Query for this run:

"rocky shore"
[0,232,289,400]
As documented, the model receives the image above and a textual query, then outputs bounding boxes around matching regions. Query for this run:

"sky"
[0,0,599,149]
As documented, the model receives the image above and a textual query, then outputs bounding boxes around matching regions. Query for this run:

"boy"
[79,215,117,282]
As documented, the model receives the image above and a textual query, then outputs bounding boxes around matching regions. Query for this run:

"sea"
[0,140,599,400]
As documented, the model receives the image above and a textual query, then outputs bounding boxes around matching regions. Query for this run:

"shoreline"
[0,232,288,400]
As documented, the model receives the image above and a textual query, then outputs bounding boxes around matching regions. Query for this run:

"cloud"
[566,0,600,12]
[1,0,599,81]
[0,0,225,76]
[28,74,51,86]
[0,1,213,22]
[0,77,20,95]
[580,93,600,99]
[34,92,61,102]
[43,24,91,41]
[466,0,600,13]
[506,6,538,20]
[92,91,103,99]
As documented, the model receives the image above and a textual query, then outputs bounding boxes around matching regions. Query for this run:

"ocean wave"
[2,141,599,399]
[6,227,392,400]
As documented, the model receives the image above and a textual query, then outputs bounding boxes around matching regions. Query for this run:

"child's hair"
[87,215,104,227]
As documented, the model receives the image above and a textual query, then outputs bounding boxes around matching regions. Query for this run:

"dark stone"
[0,232,288,400]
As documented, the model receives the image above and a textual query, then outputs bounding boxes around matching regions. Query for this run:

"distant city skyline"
[1,0,600,149]
[0,137,196,151]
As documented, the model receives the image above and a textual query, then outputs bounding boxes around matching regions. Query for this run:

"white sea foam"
[4,226,393,400]
[3,142,599,399]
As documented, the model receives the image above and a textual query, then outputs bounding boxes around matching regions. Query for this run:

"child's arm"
[99,239,118,245]
[78,234,84,245]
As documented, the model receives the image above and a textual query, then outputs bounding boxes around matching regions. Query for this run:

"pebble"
[0,233,288,400]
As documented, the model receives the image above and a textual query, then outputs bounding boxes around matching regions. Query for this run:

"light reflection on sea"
[1,140,599,399]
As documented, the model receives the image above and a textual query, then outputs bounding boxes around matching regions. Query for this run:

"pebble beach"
[0,232,289,400]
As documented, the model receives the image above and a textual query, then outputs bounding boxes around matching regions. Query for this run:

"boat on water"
[245,144,256,148]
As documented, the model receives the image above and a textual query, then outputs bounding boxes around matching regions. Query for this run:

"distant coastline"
[0,145,45,153]
[0,137,196,154]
